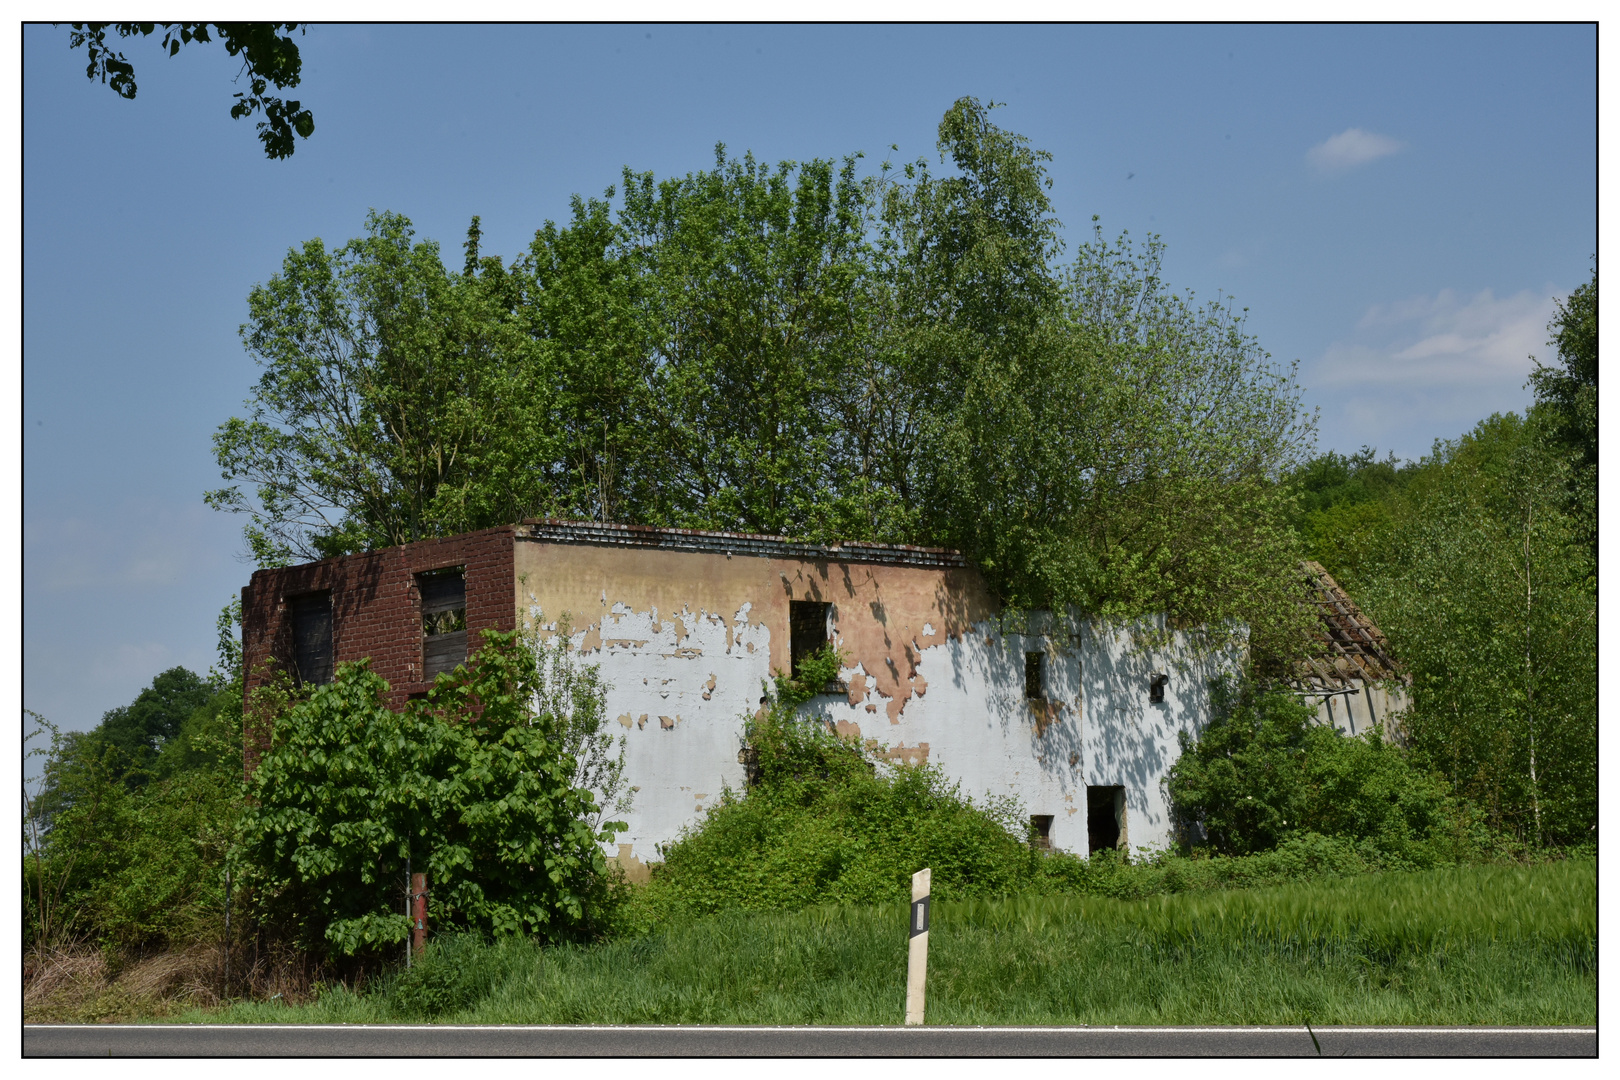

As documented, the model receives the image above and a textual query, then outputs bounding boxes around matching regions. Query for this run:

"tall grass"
[187,859,1594,1027]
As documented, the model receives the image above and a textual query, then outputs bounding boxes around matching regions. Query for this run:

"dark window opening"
[419,568,467,680]
[790,600,831,679]
[1149,672,1168,704]
[1030,814,1053,850]
[288,591,333,687]
[1025,651,1045,700]
[1087,785,1125,854]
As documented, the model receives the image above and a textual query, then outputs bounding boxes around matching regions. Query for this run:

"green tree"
[611,149,878,537]
[868,102,1314,650]
[90,667,214,784]
[240,632,621,957]
[1530,260,1597,563]
[209,102,1318,666]
[209,211,563,565]
[25,685,245,953]
[1361,413,1596,845]
[66,23,314,159]
[1286,447,1414,588]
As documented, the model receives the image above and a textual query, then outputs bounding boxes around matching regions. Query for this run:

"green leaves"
[215,211,562,563]
[66,23,314,159]
[1357,413,1596,845]
[240,632,621,957]
[213,102,1313,660]
[1167,680,1458,862]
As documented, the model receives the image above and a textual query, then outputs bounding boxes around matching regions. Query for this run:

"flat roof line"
[519,519,969,570]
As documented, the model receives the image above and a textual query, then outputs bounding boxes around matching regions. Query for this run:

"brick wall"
[241,526,517,774]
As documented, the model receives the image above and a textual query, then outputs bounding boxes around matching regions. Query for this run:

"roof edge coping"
[519,519,968,569]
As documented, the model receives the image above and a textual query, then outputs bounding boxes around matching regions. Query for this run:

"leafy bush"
[240,630,624,959]
[24,666,244,954]
[1166,678,1466,862]
[643,646,1033,917]
[385,932,523,1019]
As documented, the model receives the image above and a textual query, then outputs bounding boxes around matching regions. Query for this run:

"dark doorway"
[1030,814,1053,850]
[1087,785,1125,854]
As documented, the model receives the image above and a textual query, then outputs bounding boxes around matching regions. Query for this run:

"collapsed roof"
[1298,560,1402,690]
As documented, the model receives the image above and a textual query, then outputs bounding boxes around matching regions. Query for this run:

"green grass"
[184,859,1594,1027]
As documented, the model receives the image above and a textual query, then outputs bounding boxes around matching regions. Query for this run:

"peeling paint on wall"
[511,533,1239,867]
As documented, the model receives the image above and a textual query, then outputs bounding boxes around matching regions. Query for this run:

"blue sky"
[22,23,1596,734]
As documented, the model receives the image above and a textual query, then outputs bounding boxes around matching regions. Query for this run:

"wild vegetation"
[208,97,1314,659]
[181,860,1593,1026]
[25,107,1594,1024]
[1284,264,1597,847]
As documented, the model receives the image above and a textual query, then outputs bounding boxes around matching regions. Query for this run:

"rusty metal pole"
[411,873,427,959]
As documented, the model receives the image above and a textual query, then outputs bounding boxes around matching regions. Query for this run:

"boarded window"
[789,600,831,679]
[1087,785,1125,854]
[288,591,333,687]
[1149,672,1168,704]
[1030,814,1053,850]
[419,568,467,680]
[1025,651,1045,700]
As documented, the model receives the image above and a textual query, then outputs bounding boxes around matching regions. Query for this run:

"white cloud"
[1307,128,1403,173]
[1304,286,1563,460]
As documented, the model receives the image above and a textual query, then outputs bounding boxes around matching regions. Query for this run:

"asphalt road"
[23,1024,1597,1057]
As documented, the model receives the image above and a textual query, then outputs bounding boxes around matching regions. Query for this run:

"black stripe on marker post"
[910,895,930,937]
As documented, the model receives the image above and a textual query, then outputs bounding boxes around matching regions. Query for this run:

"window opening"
[1025,651,1046,700]
[1149,672,1168,704]
[1030,814,1054,850]
[288,591,333,687]
[789,600,831,679]
[419,568,467,680]
[1087,785,1125,854]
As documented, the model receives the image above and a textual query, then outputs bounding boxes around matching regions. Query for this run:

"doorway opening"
[1087,785,1125,854]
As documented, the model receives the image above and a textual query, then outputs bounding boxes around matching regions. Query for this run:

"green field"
[187,859,1594,1027]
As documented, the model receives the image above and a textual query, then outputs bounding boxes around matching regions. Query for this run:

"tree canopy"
[66,23,314,159]
[1530,259,1597,561]
[211,98,1315,651]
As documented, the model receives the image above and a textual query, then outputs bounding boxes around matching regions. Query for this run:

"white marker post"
[905,867,931,1026]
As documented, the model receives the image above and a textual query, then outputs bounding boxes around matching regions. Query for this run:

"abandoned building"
[1296,561,1408,738]
[238,520,1351,870]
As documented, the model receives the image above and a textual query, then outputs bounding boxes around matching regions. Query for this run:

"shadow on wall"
[1082,617,1234,849]
[334,554,386,651]
[1015,610,1084,801]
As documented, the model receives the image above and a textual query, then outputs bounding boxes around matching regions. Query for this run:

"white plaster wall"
[804,615,1086,851]
[1079,619,1243,854]
[558,600,1240,864]
[544,601,775,862]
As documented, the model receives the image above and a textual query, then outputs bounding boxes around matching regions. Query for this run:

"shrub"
[1166,678,1463,861]
[24,692,243,954]
[644,646,1032,917]
[239,630,623,959]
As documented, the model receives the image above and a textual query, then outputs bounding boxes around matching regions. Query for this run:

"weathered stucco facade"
[243,520,1242,865]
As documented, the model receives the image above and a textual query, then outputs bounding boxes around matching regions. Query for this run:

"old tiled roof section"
[1298,560,1402,689]
[519,519,969,570]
